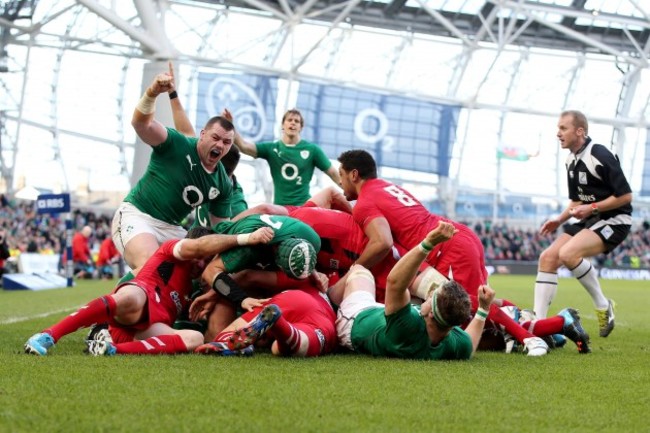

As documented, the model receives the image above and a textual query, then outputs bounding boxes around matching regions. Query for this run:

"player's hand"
[424,221,457,247]
[149,72,174,96]
[249,227,274,244]
[222,108,233,123]
[241,297,270,312]
[189,290,218,321]
[540,219,561,236]
[310,271,329,293]
[167,61,177,93]
[477,285,495,311]
[568,204,593,221]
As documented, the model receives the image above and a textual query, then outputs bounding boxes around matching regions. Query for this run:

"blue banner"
[296,82,460,176]
[36,193,70,214]
[196,72,278,143]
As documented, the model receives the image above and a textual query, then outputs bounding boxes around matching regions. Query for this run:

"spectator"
[96,235,121,280]
[72,225,94,279]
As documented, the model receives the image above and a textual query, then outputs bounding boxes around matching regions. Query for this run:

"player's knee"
[178,330,204,351]
[538,248,561,270]
[113,287,145,318]
[557,246,580,268]
[347,265,374,288]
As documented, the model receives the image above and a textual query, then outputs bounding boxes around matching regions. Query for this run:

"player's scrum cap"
[275,238,316,280]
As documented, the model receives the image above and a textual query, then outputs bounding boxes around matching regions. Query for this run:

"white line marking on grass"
[0,306,81,325]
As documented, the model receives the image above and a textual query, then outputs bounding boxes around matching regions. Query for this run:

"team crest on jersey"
[315,328,326,352]
[329,259,340,269]
[208,187,219,200]
[170,291,183,315]
[579,172,587,184]
[300,150,310,159]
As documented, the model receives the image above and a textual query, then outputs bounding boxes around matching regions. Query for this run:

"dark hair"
[337,149,378,179]
[435,280,471,328]
[204,116,235,132]
[220,145,241,176]
[282,109,304,127]
[186,226,212,239]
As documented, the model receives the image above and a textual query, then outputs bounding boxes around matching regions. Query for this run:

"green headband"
[431,289,450,328]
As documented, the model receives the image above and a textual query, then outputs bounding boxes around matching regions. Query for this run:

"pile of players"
[24,63,631,361]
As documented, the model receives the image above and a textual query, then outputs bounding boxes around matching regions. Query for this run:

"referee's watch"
[590,203,600,215]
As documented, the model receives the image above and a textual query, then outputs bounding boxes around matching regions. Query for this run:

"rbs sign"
[36,193,71,214]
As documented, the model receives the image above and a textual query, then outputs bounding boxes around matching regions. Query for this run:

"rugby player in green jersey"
[232,108,341,206]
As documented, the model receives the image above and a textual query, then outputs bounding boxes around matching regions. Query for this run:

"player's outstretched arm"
[384,221,455,315]
[132,72,172,147]
[175,227,274,260]
[464,285,495,355]
[231,125,258,157]
[167,61,196,137]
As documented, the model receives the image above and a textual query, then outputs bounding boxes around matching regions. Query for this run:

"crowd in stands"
[473,220,650,268]
[0,195,115,279]
[1,194,649,279]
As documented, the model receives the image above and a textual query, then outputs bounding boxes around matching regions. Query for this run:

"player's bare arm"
[132,72,173,147]
[356,217,393,269]
[168,61,196,137]
[540,200,581,236]
[231,127,258,157]
[326,166,342,189]
[464,284,496,354]
[175,227,274,260]
[568,192,633,220]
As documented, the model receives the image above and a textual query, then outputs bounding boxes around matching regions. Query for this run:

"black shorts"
[563,214,631,253]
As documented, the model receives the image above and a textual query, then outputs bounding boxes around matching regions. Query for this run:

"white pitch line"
[0,306,81,325]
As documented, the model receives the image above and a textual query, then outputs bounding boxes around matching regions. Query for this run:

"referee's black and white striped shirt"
[565,137,633,220]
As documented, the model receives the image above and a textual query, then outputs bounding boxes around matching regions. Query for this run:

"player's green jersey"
[191,175,248,228]
[230,175,249,217]
[213,214,321,273]
[125,128,233,225]
[256,139,332,206]
[351,304,473,360]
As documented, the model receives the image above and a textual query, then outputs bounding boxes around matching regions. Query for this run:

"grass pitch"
[1,275,648,433]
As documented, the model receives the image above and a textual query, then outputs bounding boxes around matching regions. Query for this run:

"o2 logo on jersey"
[384,185,417,207]
[281,163,302,185]
[205,77,267,143]
[182,186,204,207]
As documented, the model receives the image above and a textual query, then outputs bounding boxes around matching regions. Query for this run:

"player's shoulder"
[589,142,617,158]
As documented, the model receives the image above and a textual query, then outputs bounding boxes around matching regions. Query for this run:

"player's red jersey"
[353,178,487,298]
[289,205,400,302]
[288,206,366,271]
[109,240,195,334]
[240,286,338,355]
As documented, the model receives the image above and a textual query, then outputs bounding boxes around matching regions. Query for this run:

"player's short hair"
[204,116,235,132]
[282,109,304,128]
[561,110,588,135]
[220,145,241,176]
[337,150,377,179]
[275,238,316,280]
[432,280,471,328]
[186,226,212,239]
